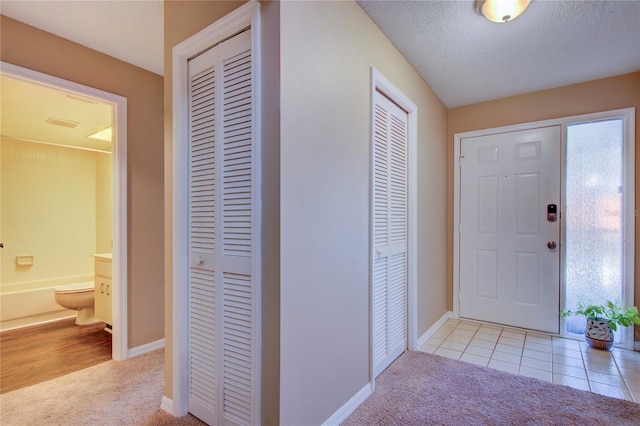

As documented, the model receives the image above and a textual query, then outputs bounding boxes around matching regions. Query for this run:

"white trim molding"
[161,396,174,415]
[127,338,165,358]
[171,1,262,418]
[453,108,635,349]
[321,382,373,426]
[0,61,129,361]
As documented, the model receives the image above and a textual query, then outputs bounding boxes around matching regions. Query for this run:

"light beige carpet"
[0,349,203,426]
[343,350,640,425]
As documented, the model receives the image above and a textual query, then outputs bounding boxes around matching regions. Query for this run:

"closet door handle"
[106,284,110,296]
[101,283,105,294]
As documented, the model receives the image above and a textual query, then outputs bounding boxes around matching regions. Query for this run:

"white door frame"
[0,61,129,360]
[453,108,635,349]
[369,68,418,384]
[171,2,261,418]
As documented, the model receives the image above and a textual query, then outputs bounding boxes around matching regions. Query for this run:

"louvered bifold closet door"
[187,29,256,426]
[218,30,255,426]
[188,46,219,425]
[372,91,408,378]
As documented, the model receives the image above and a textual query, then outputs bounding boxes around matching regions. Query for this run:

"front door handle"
[547,241,557,249]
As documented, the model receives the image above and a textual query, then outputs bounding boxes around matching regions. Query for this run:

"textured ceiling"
[0,0,164,76]
[358,0,640,108]
[1,1,638,108]
[1,75,113,152]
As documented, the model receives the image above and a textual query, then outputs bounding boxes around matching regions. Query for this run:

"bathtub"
[0,278,94,331]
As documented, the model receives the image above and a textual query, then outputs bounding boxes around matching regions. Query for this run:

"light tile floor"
[419,318,640,403]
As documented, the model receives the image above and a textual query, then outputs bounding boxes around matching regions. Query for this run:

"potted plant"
[561,301,640,351]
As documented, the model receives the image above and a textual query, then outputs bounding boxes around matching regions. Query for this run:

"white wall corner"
[321,382,373,426]
[127,338,165,358]
[417,311,452,349]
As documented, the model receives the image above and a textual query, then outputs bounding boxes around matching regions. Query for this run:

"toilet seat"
[55,283,93,294]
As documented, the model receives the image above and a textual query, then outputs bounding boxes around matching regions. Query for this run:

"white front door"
[372,90,408,376]
[459,126,561,333]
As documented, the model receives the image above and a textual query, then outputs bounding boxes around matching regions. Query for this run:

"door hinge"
[458,224,462,234]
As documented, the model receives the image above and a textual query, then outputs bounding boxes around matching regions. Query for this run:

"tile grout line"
[488,326,502,368]
[429,321,638,402]
[611,352,635,402]
[578,342,594,392]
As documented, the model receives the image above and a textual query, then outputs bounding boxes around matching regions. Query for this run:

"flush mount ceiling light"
[475,0,531,23]
[88,126,112,142]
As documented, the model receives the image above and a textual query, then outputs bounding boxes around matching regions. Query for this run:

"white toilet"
[54,283,99,325]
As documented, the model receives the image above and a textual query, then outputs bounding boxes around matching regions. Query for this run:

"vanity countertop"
[93,253,112,262]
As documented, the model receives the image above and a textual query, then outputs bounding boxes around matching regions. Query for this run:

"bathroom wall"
[95,152,112,254]
[0,137,110,293]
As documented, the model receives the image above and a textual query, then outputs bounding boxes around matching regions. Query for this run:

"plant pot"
[584,318,614,351]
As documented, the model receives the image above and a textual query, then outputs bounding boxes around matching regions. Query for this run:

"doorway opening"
[0,62,128,361]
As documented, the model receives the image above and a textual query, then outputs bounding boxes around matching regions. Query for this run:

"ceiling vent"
[46,117,81,129]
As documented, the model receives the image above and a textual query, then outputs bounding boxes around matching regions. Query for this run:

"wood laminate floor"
[0,318,112,393]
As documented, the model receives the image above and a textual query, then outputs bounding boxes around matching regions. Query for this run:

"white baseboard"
[321,382,373,426]
[417,311,452,349]
[161,396,174,414]
[127,338,165,358]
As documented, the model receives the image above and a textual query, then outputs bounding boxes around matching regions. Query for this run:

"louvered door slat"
[222,270,253,425]
[187,27,256,426]
[372,258,388,366]
[188,51,219,424]
[389,115,407,246]
[372,90,408,378]
[188,268,218,420]
[187,28,257,426]
[372,100,390,370]
[222,46,253,260]
[189,63,217,257]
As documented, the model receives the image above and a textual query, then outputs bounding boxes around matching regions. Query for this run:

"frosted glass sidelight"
[565,119,624,339]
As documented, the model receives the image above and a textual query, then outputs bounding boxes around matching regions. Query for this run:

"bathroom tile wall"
[0,138,110,291]
[95,152,112,254]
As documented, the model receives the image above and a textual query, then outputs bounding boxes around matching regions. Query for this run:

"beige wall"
[0,15,165,348]
[162,0,247,403]
[280,1,448,424]
[259,2,281,425]
[447,72,640,341]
